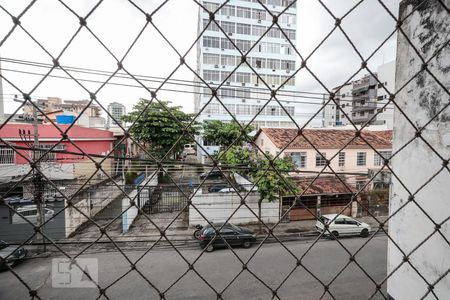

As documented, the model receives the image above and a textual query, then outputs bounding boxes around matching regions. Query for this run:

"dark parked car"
[200,170,223,180]
[199,223,256,252]
[0,240,27,270]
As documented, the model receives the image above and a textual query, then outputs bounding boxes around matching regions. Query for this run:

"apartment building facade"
[323,61,395,129]
[107,102,126,128]
[195,0,300,159]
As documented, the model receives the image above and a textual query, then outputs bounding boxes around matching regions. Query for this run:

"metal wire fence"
[0,0,449,299]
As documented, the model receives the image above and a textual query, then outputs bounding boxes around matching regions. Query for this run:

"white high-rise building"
[107,102,126,128]
[195,0,299,158]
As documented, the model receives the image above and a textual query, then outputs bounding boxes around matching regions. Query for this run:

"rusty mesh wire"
[0,0,449,299]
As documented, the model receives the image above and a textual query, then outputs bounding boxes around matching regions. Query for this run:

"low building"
[254,127,392,188]
[282,176,358,221]
[0,123,117,185]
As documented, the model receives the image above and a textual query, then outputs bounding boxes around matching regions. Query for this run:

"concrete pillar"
[388,1,450,299]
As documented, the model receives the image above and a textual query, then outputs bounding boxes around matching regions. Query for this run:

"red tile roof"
[258,128,392,150]
[0,124,114,140]
[292,176,357,195]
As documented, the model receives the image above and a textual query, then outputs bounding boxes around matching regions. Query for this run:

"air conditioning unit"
[214,64,218,68]
[226,82,230,85]
[257,19,261,23]
[242,82,246,86]
[205,47,209,50]
[221,48,225,51]
[228,32,233,36]
[272,69,275,72]
[222,65,225,68]
[227,15,230,19]
[286,70,290,73]
[287,24,291,27]
[242,99,246,103]
[254,84,258,86]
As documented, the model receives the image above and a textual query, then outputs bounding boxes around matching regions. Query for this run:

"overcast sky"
[0,0,399,120]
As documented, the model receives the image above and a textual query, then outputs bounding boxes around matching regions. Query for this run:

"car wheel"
[194,230,201,240]
[242,240,252,249]
[331,231,339,239]
[360,228,369,238]
[205,245,214,252]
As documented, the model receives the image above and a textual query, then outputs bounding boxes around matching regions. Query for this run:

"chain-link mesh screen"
[0,0,449,299]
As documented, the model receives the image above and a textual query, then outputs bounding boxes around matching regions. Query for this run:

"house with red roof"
[254,128,393,189]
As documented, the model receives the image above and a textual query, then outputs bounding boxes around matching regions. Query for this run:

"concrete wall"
[189,193,279,226]
[388,1,450,299]
[122,172,158,233]
[64,180,124,237]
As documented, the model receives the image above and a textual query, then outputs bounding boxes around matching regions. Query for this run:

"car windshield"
[229,224,241,232]
[319,216,330,224]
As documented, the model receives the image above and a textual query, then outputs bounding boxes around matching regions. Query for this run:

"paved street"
[0,235,388,300]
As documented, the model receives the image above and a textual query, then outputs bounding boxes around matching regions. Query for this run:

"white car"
[12,205,55,225]
[218,188,236,193]
[315,214,371,238]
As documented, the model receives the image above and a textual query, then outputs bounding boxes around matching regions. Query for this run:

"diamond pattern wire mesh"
[0,0,449,299]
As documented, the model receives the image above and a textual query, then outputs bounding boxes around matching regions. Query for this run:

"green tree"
[219,145,298,232]
[123,99,199,159]
[202,120,254,148]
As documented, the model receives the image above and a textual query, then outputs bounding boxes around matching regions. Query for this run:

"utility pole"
[15,96,45,252]
[0,56,5,121]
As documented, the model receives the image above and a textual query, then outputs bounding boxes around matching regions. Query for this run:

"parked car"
[0,240,27,270]
[208,185,228,193]
[200,170,223,180]
[218,187,236,193]
[12,205,54,225]
[315,214,371,238]
[199,223,256,252]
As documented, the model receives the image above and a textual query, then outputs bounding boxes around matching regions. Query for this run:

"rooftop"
[291,176,358,196]
[257,128,392,150]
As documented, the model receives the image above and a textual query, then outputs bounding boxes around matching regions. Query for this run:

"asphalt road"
[0,235,388,300]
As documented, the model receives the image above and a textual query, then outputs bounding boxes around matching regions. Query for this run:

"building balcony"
[352,101,377,112]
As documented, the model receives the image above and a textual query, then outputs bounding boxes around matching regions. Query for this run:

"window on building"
[203,19,219,31]
[267,58,280,70]
[252,9,266,20]
[236,88,250,99]
[221,71,235,82]
[220,37,235,50]
[267,27,280,38]
[203,36,220,48]
[280,75,295,86]
[205,103,220,115]
[338,152,345,167]
[219,5,235,16]
[203,53,220,65]
[204,2,219,12]
[374,151,392,166]
[267,42,280,54]
[251,57,266,69]
[235,72,251,83]
[285,29,296,40]
[266,74,280,86]
[316,152,327,167]
[236,23,251,35]
[221,54,236,66]
[281,60,295,71]
[36,144,65,161]
[203,70,220,82]
[291,152,307,168]
[236,39,251,52]
[0,146,15,165]
[236,104,251,115]
[252,25,266,37]
[236,6,251,18]
[357,152,367,166]
[223,104,236,115]
[219,88,236,98]
[221,21,235,34]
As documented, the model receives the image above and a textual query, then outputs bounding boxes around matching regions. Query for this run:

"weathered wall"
[388,1,450,299]
[64,180,124,237]
[189,192,279,226]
